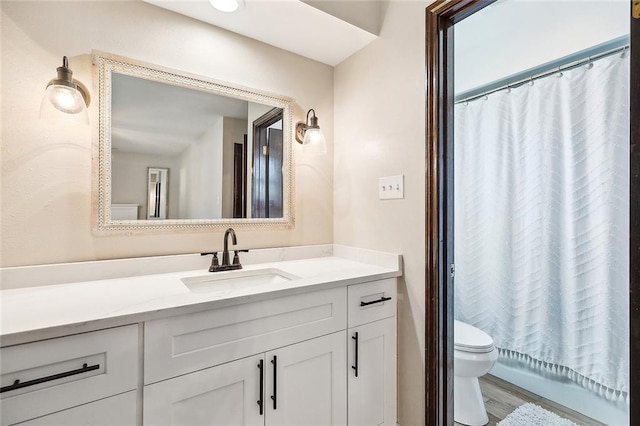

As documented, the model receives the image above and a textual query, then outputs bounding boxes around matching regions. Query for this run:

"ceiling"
[141,0,379,66]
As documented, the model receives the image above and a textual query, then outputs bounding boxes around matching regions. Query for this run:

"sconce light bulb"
[46,84,86,114]
[209,0,239,12]
[302,128,327,155]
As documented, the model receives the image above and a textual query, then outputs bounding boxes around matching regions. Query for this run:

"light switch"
[378,175,404,200]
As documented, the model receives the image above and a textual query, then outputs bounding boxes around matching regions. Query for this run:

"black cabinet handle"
[0,363,100,393]
[352,332,359,377]
[360,296,392,307]
[270,356,277,410]
[257,359,264,415]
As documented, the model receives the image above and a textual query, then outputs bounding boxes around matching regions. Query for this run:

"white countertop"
[0,246,402,346]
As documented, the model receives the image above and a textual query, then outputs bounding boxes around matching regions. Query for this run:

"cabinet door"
[15,391,137,426]
[266,332,347,426]
[348,317,396,426]
[143,355,264,426]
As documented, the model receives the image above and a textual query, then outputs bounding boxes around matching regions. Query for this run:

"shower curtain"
[454,53,630,401]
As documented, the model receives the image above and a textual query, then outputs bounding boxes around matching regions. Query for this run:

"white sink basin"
[181,268,300,293]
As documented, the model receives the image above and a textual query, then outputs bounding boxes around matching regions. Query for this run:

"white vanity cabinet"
[347,279,397,426]
[1,275,397,426]
[143,286,348,426]
[142,279,396,426]
[144,332,347,426]
[0,325,139,426]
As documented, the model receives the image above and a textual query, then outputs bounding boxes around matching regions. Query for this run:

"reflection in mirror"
[147,167,168,219]
[94,52,293,233]
[252,108,283,218]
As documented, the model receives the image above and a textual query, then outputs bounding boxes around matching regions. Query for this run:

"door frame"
[424,0,639,424]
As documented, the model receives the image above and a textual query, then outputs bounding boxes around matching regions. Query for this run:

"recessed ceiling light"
[209,0,239,13]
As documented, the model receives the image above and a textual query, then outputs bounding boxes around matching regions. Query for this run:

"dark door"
[251,108,283,218]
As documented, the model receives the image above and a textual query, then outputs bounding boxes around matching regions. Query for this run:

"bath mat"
[497,403,579,426]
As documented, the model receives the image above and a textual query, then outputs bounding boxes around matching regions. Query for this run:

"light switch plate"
[379,175,404,200]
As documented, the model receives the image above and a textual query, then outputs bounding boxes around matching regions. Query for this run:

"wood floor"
[454,374,606,426]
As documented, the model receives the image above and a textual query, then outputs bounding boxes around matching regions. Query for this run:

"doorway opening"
[425,1,639,424]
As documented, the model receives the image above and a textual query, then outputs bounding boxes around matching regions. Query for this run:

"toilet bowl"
[454,320,498,426]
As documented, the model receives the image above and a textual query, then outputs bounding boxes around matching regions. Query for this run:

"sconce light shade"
[209,0,240,12]
[41,56,90,119]
[295,109,327,155]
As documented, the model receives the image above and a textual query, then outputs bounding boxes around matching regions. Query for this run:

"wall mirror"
[93,51,294,234]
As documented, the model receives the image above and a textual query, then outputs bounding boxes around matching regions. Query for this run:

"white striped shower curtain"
[454,52,630,401]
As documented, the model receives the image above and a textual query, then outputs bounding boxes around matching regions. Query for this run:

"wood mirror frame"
[424,1,639,424]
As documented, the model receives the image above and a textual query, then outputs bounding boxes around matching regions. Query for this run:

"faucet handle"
[232,249,249,266]
[201,252,220,271]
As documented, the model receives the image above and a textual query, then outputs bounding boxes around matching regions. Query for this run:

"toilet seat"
[454,320,495,353]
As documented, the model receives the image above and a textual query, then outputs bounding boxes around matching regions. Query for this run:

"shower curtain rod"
[455,35,630,105]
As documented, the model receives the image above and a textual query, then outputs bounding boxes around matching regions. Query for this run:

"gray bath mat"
[497,403,580,426]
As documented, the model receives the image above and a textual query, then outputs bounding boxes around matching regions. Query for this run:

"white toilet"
[454,320,498,426]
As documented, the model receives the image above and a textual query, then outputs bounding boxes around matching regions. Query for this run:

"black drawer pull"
[360,296,392,307]
[352,332,359,377]
[270,356,277,410]
[257,359,264,415]
[0,363,100,393]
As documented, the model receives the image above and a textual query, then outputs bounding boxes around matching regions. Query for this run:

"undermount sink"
[181,268,300,293]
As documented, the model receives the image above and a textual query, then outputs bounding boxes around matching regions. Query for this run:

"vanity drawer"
[144,286,347,384]
[0,325,139,426]
[16,391,137,426]
[348,279,397,328]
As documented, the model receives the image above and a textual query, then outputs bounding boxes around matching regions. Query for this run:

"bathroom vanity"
[0,245,400,426]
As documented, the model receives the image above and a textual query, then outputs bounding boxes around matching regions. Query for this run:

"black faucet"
[201,228,247,272]
[221,228,237,267]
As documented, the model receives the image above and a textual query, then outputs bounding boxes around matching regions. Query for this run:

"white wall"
[1,0,334,266]
[334,2,429,425]
[455,0,630,94]
[179,117,224,219]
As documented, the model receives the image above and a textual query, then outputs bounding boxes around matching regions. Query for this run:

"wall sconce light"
[295,109,327,155]
[41,56,90,118]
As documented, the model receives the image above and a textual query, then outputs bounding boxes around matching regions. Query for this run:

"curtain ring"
[585,56,594,69]
[528,77,534,86]
[621,46,629,58]
[556,66,563,78]
[482,92,488,101]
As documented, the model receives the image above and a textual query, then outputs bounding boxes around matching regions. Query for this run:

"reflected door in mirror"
[252,108,283,218]
[148,167,169,219]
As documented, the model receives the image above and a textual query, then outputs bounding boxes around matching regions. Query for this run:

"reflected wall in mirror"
[93,51,294,234]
